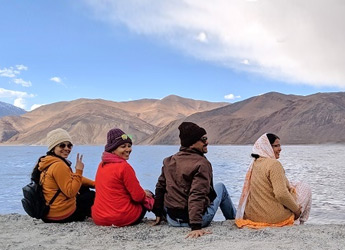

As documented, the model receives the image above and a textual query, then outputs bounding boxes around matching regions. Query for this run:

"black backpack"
[21,169,61,219]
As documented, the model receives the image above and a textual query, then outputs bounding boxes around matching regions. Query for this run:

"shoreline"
[1,214,344,250]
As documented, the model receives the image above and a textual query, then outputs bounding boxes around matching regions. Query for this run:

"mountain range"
[143,92,345,144]
[0,101,26,118]
[1,92,345,145]
[0,95,227,145]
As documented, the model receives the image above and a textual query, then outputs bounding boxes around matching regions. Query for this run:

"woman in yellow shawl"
[235,133,312,229]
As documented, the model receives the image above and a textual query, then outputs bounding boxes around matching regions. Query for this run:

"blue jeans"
[166,182,236,228]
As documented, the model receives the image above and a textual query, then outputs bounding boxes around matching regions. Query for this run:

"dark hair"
[31,156,46,183]
[251,133,280,159]
[251,153,260,159]
[266,133,280,145]
[30,151,71,183]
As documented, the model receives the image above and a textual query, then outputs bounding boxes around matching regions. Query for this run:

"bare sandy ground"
[1,214,344,250]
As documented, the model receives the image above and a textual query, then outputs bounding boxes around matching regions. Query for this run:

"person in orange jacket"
[91,128,154,226]
[31,128,95,223]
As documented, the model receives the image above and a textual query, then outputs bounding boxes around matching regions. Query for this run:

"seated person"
[32,128,95,223]
[153,122,236,238]
[236,133,312,228]
[92,128,153,226]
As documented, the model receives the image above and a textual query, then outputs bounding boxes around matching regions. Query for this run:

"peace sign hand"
[75,153,84,171]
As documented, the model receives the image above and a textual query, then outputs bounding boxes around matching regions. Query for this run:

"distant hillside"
[141,92,345,145]
[3,92,345,145]
[0,101,26,118]
[0,96,228,145]
[127,95,230,127]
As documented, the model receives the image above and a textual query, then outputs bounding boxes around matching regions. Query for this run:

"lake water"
[0,145,344,224]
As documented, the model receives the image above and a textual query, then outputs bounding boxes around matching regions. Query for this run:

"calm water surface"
[0,145,344,224]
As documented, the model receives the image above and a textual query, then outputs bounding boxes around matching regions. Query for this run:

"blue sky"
[1,0,344,111]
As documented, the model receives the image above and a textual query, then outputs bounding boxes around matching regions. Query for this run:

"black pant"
[130,206,147,225]
[43,187,95,223]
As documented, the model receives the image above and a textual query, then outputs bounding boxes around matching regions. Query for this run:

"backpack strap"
[41,163,62,206]
[48,189,61,205]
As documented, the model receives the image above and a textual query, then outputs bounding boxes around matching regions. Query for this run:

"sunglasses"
[116,134,133,140]
[57,142,73,149]
[200,136,208,143]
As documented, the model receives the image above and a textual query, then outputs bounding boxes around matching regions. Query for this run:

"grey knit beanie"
[47,128,72,151]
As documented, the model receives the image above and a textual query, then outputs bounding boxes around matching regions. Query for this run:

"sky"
[1,0,345,111]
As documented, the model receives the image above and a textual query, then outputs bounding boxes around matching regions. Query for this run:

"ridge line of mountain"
[1,91,345,145]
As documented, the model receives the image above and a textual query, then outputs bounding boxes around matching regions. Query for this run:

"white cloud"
[30,104,43,111]
[16,65,28,71]
[241,59,249,65]
[0,87,35,110]
[0,65,28,78]
[13,78,32,87]
[224,93,241,100]
[0,67,17,78]
[1,65,31,89]
[0,88,33,98]
[50,77,62,83]
[14,98,26,109]
[83,0,345,87]
[195,32,208,43]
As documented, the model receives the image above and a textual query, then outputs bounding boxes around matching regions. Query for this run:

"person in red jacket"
[92,128,154,226]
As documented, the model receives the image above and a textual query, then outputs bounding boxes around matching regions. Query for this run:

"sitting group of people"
[31,122,312,238]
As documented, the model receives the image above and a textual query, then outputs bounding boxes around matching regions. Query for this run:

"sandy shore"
[1,214,344,250]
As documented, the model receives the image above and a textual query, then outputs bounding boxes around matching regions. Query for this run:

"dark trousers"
[43,187,95,223]
[130,206,147,225]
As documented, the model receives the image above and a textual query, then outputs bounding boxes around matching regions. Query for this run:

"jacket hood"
[38,155,70,171]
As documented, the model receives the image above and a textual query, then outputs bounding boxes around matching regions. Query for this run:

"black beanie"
[178,122,207,147]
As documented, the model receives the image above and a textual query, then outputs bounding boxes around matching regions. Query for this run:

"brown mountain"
[141,92,345,145]
[0,95,228,145]
[113,95,229,127]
